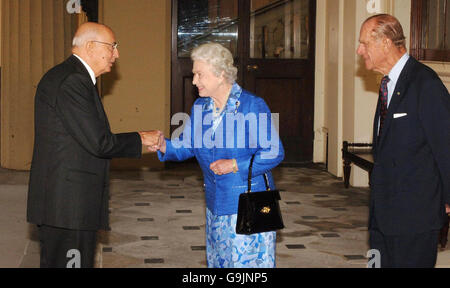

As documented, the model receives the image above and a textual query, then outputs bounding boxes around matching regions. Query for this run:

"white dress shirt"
[377,53,409,135]
[386,53,409,107]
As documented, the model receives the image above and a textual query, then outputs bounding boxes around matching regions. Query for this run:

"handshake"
[138,130,166,153]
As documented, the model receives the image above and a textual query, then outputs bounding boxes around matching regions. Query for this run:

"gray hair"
[364,14,406,48]
[72,23,113,47]
[191,43,237,84]
[72,29,98,47]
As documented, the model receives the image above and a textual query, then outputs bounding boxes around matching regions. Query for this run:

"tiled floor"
[3,163,450,268]
[98,163,371,268]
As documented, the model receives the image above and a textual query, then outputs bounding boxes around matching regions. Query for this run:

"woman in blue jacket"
[154,43,284,268]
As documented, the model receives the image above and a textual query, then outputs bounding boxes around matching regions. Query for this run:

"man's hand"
[147,132,166,153]
[210,159,237,175]
[138,130,162,147]
[446,204,450,214]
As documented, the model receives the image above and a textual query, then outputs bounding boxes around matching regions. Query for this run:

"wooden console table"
[342,141,373,189]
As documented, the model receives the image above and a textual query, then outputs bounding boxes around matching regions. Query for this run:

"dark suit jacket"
[27,55,142,231]
[370,56,450,236]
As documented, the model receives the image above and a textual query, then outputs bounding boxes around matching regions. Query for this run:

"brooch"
[234,101,240,114]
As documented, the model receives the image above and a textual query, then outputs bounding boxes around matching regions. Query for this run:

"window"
[411,0,450,62]
[177,0,238,57]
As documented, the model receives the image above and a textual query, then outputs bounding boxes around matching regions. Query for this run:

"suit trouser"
[369,228,439,268]
[38,225,97,268]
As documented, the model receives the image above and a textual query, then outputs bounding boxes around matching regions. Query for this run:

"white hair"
[72,29,99,47]
[191,43,237,84]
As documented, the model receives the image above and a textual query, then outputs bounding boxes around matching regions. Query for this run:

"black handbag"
[236,154,284,235]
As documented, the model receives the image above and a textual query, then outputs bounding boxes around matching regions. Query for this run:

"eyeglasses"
[91,40,118,50]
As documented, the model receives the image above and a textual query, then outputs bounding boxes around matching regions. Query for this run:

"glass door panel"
[250,0,309,59]
[177,0,239,57]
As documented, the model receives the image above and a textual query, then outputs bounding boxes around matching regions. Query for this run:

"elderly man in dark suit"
[357,14,450,268]
[27,22,160,268]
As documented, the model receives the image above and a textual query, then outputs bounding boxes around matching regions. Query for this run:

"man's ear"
[383,37,392,50]
[85,41,95,56]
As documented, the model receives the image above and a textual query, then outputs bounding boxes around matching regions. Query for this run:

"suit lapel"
[372,96,381,155]
[377,57,415,148]
[93,85,111,130]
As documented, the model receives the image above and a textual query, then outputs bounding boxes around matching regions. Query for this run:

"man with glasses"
[91,40,118,50]
[27,22,161,268]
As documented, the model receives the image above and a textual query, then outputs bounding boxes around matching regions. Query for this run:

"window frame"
[410,0,450,62]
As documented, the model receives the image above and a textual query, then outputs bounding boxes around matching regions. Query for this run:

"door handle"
[247,64,259,71]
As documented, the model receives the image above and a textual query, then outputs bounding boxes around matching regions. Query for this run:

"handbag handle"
[247,154,270,193]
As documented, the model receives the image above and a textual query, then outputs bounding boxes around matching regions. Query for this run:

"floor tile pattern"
[98,164,371,268]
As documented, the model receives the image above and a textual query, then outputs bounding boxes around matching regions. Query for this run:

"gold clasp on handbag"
[260,206,271,214]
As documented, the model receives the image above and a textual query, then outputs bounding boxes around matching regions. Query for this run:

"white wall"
[313,0,327,163]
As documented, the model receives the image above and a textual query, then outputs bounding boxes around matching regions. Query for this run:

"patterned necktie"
[378,76,390,139]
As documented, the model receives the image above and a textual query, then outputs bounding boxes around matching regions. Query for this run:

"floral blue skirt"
[206,208,276,268]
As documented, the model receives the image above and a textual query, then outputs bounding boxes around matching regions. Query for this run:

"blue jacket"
[158,84,284,215]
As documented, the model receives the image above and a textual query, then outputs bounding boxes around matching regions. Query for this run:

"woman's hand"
[210,159,236,175]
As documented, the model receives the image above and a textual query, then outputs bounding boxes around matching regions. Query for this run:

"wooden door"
[171,0,315,163]
[241,0,316,163]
